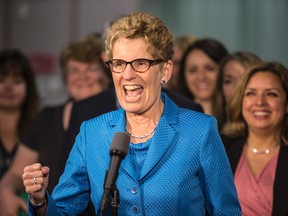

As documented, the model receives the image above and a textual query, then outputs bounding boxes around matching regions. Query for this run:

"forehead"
[66,59,97,67]
[187,49,215,64]
[112,38,152,60]
[247,71,283,89]
[224,60,244,73]
[0,69,24,78]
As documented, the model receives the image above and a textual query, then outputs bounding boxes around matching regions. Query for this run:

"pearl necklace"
[246,143,278,154]
[126,127,156,139]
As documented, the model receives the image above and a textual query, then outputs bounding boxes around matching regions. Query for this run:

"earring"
[161,80,166,85]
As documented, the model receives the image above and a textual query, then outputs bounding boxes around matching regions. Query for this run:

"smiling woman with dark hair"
[177,38,229,128]
[0,49,40,215]
[0,49,40,179]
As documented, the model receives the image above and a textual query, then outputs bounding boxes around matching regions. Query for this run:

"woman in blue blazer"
[23,12,241,215]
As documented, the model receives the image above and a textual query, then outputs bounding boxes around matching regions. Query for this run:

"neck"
[0,109,20,129]
[247,129,281,149]
[63,101,74,131]
[247,134,280,151]
[125,100,164,143]
[195,99,212,115]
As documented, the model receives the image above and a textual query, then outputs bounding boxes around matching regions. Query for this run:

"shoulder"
[71,87,117,120]
[162,92,214,130]
[178,107,216,127]
[32,104,64,122]
[81,108,122,129]
[221,136,245,149]
[162,88,203,112]
[73,87,116,109]
[279,144,288,157]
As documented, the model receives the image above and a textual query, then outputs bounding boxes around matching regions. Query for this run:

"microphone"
[100,132,130,213]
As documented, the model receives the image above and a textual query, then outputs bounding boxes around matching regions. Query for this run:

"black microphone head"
[110,132,130,157]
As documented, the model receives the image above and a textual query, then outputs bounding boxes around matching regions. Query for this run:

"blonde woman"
[22,12,240,216]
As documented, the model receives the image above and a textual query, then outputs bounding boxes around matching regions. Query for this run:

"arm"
[22,121,92,215]
[22,163,50,216]
[0,144,39,215]
[199,117,241,215]
[50,122,91,213]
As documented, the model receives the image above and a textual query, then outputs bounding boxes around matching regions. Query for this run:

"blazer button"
[131,205,140,214]
[131,186,138,194]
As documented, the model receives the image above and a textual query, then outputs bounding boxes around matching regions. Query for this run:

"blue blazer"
[38,93,240,216]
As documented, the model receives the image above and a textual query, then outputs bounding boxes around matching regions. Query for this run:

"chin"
[122,104,142,114]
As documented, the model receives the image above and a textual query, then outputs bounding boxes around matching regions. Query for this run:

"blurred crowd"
[0,12,287,216]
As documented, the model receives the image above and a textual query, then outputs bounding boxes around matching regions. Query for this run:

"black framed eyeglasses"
[105,58,165,73]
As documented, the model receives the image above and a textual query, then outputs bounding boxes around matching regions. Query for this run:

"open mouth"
[252,111,270,118]
[197,83,210,91]
[124,85,143,101]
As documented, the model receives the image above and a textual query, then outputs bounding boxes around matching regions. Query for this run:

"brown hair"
[222,62,288,146]
[59,35,110,82]
[218,51,262,102]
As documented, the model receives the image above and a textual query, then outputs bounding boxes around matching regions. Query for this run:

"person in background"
[0,49,40,214]
[22,12,240,215]
[222,62,288,216]
[177,38,229,128]
[218,51,262,104]
[166,34,197,91]
[0,35,111,215]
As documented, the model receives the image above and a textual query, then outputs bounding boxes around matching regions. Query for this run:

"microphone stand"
[100,186,120,216]
[111,187,120,216]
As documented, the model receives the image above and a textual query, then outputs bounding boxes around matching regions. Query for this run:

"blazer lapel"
[109,108,137,180]
[108,93,179,181]
[139,93,178,180]
[223,137,245,174]
[139,117,176,180]
[272,145,288,216]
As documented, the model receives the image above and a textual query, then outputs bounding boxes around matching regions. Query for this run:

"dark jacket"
[222,136,288,216]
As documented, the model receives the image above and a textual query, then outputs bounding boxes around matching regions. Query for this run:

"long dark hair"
[177,38,228,126]
[0,49,40,137]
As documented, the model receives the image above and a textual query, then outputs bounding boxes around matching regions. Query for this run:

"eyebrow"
[223,74,234,78]
[245,87,282,92]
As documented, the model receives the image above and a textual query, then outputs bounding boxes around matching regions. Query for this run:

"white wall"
[140,0,288,67]
[0,0,5,48]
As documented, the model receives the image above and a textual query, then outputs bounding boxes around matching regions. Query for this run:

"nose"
[196,69,207,80]
[1,79,14,90]
[256,94,267,106]
[122,64,137,80]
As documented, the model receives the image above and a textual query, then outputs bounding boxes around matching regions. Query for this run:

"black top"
[23,105,65,193]
[0,141,18,179]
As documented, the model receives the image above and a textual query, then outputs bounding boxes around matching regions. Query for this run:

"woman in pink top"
[221,62,288,216]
